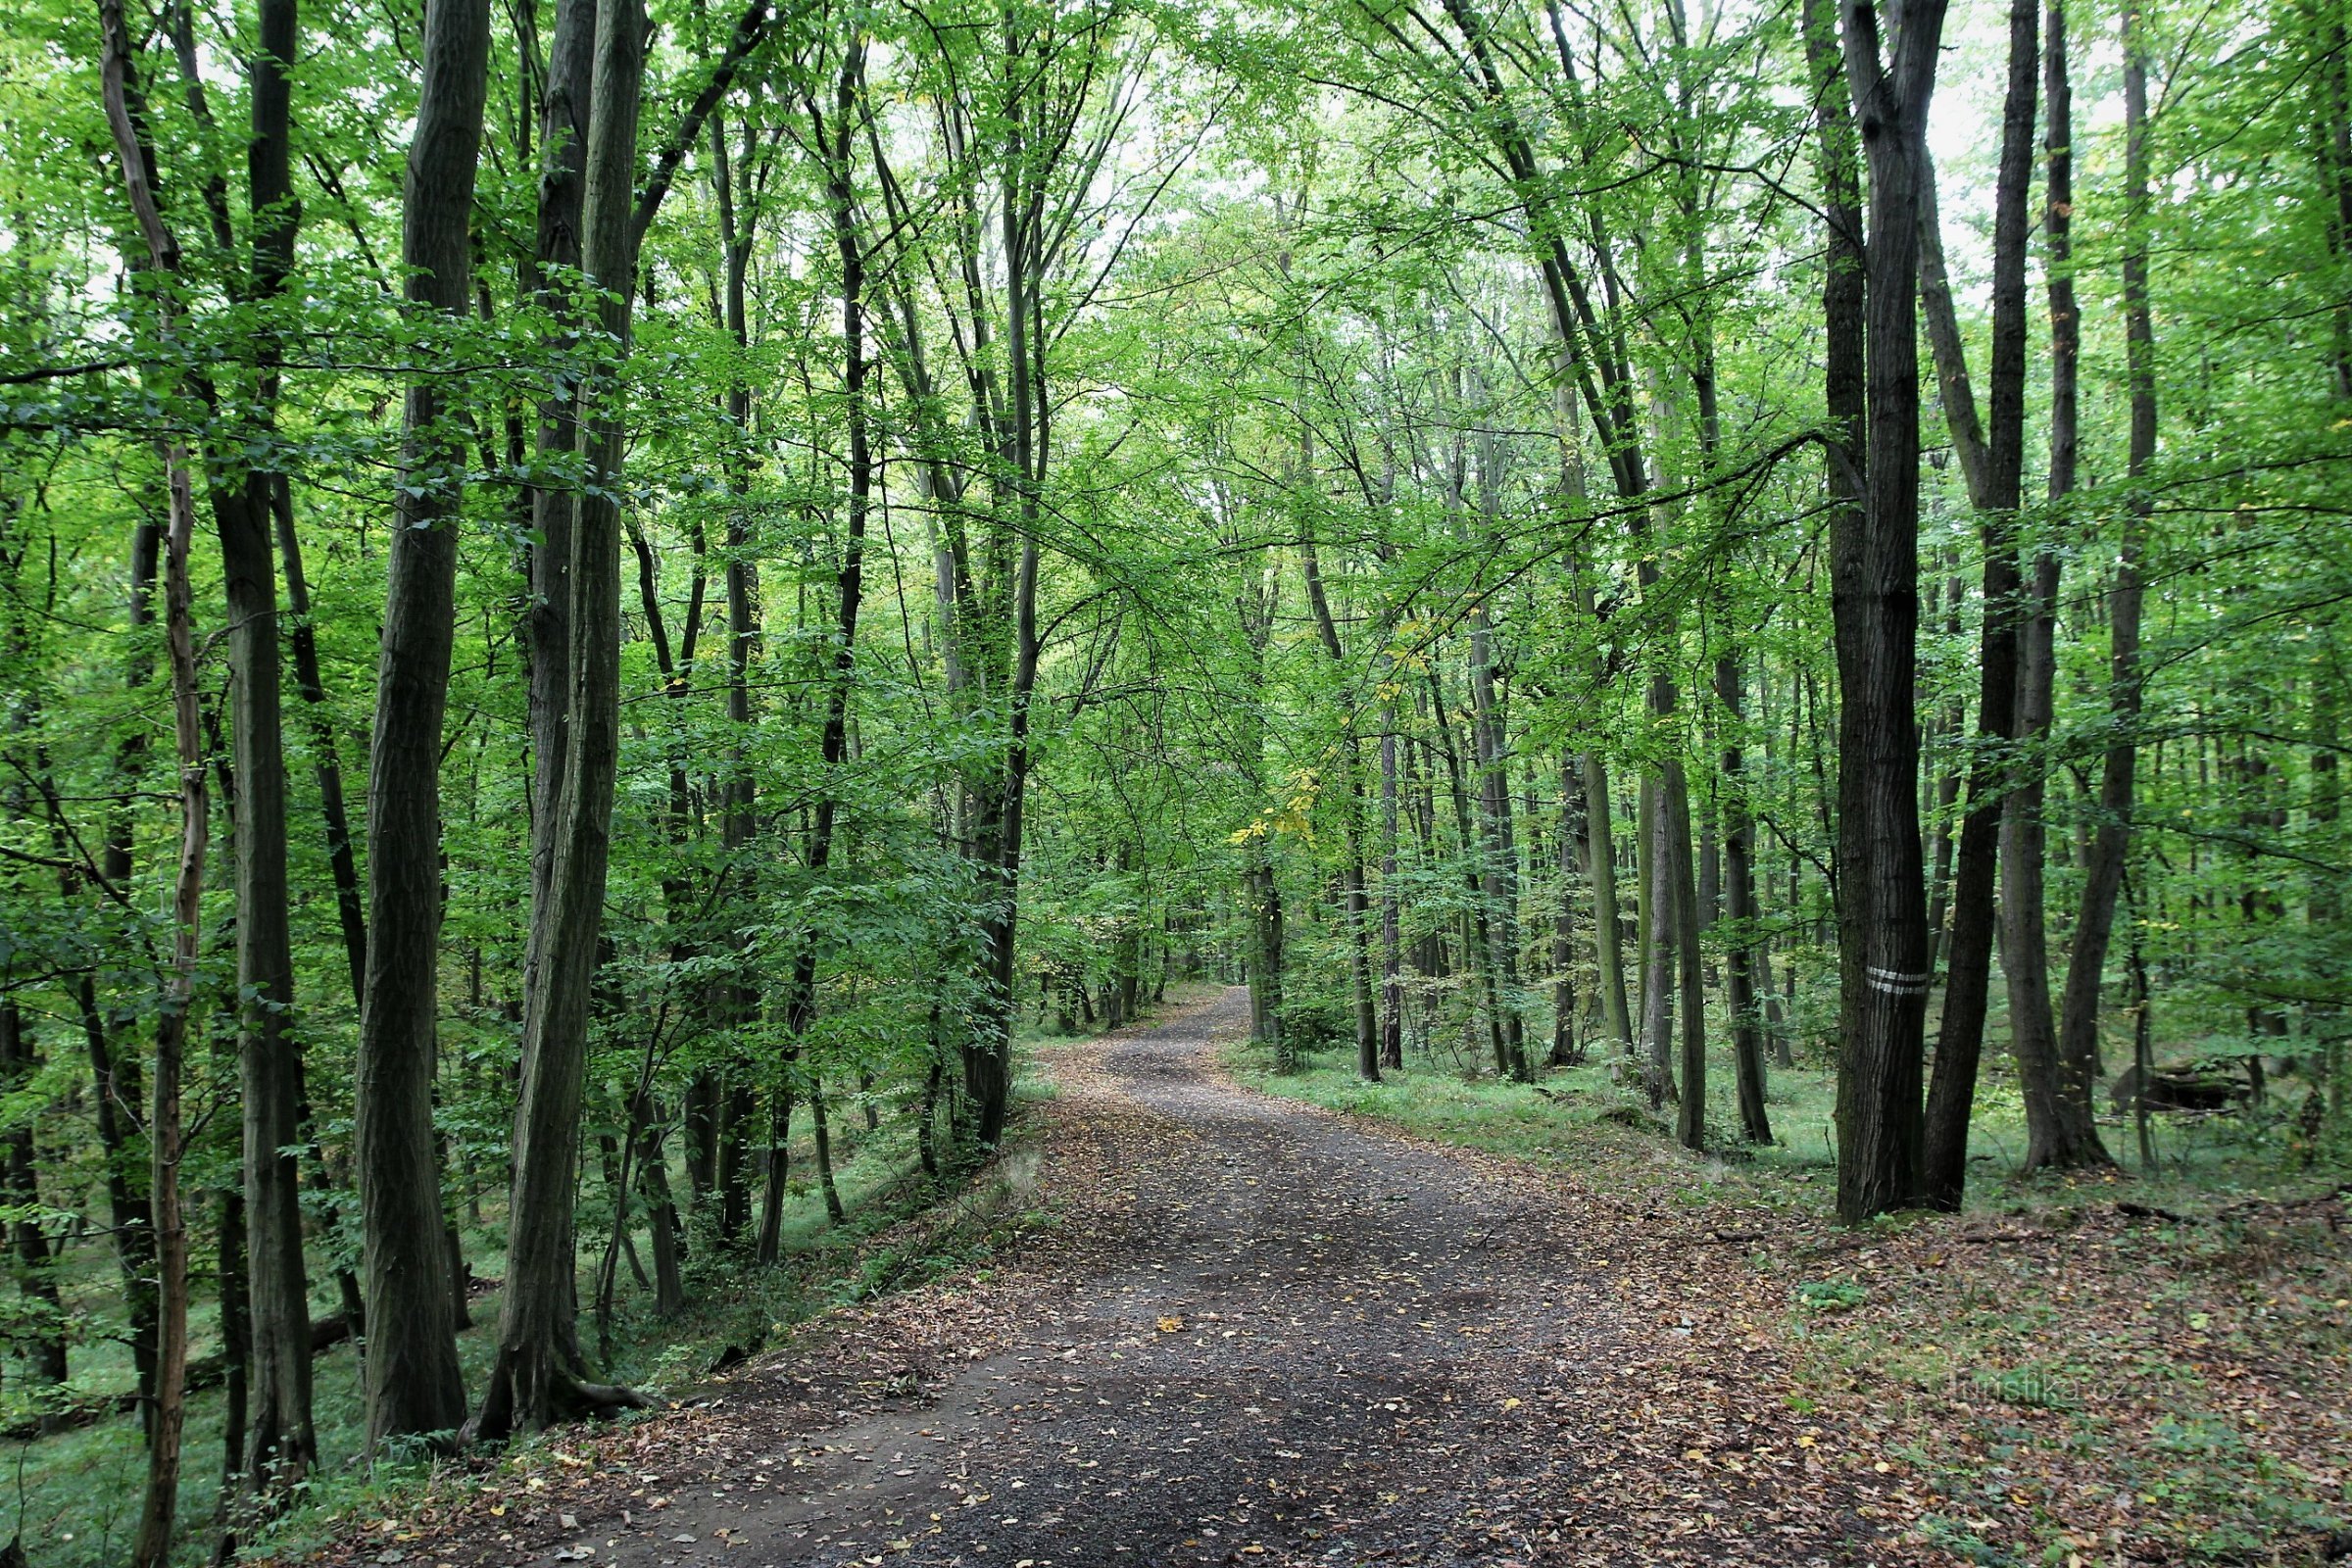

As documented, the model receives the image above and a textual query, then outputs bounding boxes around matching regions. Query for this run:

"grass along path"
[1225,1033,2352,1566]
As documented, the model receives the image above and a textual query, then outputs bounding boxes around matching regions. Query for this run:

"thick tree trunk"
[353,0,490,1449]
[473,0,646,1441]
[523,0,598,1009]
[1831,0,1947,1222]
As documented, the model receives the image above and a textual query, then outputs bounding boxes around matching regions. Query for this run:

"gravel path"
[385,988,1911,1568]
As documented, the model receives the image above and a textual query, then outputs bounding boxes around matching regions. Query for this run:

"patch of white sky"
[1928,0,2131,308]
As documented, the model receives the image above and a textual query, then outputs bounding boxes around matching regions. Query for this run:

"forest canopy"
[0,0,2347,1556]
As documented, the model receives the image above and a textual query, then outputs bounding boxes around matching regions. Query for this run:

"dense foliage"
[0,0,2345,1555]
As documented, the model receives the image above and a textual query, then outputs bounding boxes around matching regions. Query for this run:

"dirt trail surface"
[357,990,1924,1568]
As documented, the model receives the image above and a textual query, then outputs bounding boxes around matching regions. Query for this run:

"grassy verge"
[1226,1035,2352,1566]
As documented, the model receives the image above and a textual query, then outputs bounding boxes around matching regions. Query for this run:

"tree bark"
[1717,657,1774,1144]
[472,0,646,1441]
[97,7,208,1552]
[1832,0,1947,1222]
[354,0,490,1449]
[2052,0,2155,1148]
[1918,0,2041,1207]
[220,0,316,1490]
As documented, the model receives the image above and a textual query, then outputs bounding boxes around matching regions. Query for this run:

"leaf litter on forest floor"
[306,991,2347,1568]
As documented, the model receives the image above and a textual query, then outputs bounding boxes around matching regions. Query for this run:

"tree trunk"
[1919,0,2040,1207]
[2053,0,2155,1150]
[1717,657,1774,1144]
[97,8,207,1554]
[1999,0,2111,1173]
[353,0,491,1449]
[1583,752,1634,1052]
[1831,0,1947,1222]
[472,0,646,1441]
[1666,760,1706,1150]
[220,0,317,1488]
[0,1003,65,1397]
[1380,700,1405,1070]
[523,0,598,1029]
[1550,755,1583,1066]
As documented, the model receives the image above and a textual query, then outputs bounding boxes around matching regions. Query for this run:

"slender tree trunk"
[1380,692,1405,1070]
[0,1003,65,1396]
[1919,0,2040,1206]
[473,0,646,1440]
[2053,1,2156,1142]
[2001,0,2110,1173]
[1300,525,1381,1081]
[1583,752,1633,1051]
[98,7,207,1549]
[353,0,491,1448]
[1468,592,1527,1080]
[1551,755,1583,1066]
[1717,657,1774,1144]
[810,1078,846,1224]
[1666,760,1706,1149]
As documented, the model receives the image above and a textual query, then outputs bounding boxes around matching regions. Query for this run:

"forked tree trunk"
[353,0,491,1449]
[97,9,211,1553]
[2005,0,2113,1172]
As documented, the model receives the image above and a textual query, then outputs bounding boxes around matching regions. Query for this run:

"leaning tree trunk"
[471,0,647,1442]
[353,0,491,1449]
[1831,0,1948,1222]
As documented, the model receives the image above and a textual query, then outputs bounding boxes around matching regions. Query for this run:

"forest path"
[425,989,1905,1568]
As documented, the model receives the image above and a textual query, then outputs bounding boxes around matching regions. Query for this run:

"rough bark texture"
[522,0,597,1079]
[1832,0,1946,1222]
[354,0,490,1449]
